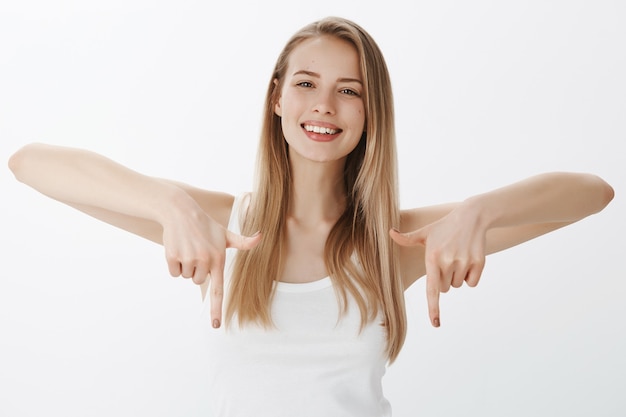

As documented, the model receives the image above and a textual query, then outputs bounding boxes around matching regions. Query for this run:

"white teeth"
[303,124,338,135]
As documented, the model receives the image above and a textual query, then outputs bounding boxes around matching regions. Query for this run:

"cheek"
[278,93,303,120]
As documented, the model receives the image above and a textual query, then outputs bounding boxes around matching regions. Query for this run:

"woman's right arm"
[8,143,260,326]
[8,143,221,243]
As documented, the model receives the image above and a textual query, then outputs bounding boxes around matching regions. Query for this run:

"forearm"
[464,172,614,230]
[8,143,191,225]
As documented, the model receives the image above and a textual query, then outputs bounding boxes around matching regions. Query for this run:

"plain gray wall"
[1,1,624,416]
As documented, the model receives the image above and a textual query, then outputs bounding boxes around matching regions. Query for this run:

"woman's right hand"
[161,196,261,328]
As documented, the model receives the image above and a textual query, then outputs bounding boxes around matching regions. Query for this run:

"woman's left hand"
[390,206,486,327]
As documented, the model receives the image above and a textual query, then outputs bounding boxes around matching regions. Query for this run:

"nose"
[312,89,336,115]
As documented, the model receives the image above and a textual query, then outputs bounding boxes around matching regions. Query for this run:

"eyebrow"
[293,70,363,85]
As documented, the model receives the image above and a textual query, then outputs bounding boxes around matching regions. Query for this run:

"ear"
[273,79,282,117]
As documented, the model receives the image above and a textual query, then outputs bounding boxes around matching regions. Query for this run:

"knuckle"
[193,253,209,264]
[426,249,441,263]
[475,258,486,271]
[452,255,468,266]
[468,254,482,266]
[211,286,224,297]
[185,254,206,265]
[165,252,179,264]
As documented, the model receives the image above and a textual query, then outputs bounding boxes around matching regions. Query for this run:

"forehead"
[287,35,361,78]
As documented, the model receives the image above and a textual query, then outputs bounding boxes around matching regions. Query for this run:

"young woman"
[8,17,613,417]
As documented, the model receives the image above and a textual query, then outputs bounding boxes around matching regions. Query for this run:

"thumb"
[225,230,262,250]
[389,227,426,248]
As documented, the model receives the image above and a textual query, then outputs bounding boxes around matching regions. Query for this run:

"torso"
[201,277,391,417]
[200,193,392,417]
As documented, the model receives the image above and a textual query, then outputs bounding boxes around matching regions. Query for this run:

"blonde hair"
[226,16,407,362]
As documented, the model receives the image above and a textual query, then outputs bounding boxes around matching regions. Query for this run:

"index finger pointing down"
[209,262,225,329]
[426,264,441,328]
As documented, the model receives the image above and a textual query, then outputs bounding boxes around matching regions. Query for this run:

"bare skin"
[7,36,614,331]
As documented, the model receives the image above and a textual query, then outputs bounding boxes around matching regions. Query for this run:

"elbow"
[8,142,43,182]
[8,146,27,180]
[588,174,614,214]
[599,177,615,211]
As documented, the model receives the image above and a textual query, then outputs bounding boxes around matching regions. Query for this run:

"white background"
[1,1,624,416]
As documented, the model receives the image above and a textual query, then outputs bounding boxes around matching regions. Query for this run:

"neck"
[288,153,347,225]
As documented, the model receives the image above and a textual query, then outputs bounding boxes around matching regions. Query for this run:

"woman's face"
[275,35,365,165]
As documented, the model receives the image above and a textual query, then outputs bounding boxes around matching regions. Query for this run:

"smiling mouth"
[302,124,342,135]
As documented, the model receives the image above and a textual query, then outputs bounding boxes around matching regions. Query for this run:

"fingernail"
[252,231,260,237]
[391,227,400,233]
[212,319,220,329]
[433,318,440,328]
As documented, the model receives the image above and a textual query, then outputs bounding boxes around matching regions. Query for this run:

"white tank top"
[200,194,392,417]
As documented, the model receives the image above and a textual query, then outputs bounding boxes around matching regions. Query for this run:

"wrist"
[154,182,200,227]
[461,194,500,232]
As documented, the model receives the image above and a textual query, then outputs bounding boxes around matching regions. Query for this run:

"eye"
[340,88,360,97]
[296,81,313,88]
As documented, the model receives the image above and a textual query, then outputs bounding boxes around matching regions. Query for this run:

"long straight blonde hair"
[225,17,407,362]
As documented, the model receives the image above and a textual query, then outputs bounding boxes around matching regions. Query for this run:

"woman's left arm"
[391,172,614,327]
